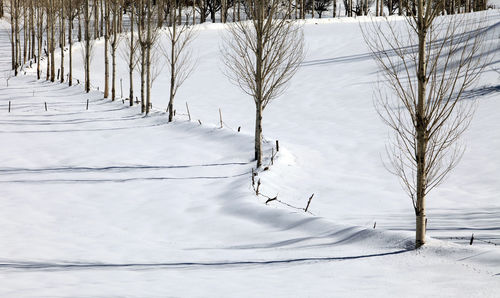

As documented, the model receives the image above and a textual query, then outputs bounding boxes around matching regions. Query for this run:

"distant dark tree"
[307,0,331,18]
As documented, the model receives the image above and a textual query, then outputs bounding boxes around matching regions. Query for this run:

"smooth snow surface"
[0,12,499,297]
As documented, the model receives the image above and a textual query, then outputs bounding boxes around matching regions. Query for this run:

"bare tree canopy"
[221,0,304,167]
[160,6,197,122]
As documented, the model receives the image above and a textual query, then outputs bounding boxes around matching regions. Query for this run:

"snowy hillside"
[1,10,499,298]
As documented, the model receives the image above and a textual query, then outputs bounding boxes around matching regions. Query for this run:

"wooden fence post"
[219,108,223,128]
[186,102,191,121]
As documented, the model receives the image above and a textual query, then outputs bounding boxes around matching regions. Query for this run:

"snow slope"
[40,11,500,245]
[0,11,499,297]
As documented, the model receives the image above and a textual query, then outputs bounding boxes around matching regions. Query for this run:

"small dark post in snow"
[276,140,280,152]
[44,102,47,111]
[470,234,474,245]
[86,99,89,110]
[198,119,202,125]
[77,79,80,84]
[238,126,241,132]
[97,86,99,91]
[219,108,223,128]
[305,193,314,212]
[57,69,60,80]
[186,102,191,121]
[373,222,377,229]
[120,79,123,98]
[8,101,11,113]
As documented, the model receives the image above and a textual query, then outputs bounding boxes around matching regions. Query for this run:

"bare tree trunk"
[30,0,35,61]
[168,5,176,121]
[141,48,145,112]
[78,5,82,42]
[221,0,226,22]
[23,3,27,65]
[94,0,99,38]
[36,4,42,80]
[104,0,109,98]
[145,0,152,114]
[415,0,427,248]
[129,0,134,106]
[111,0,118,101]
[254,0,264,168]
[68,0,73,85]
[193,0,196,24]
[10,0,15,73]
[14,0,20,75]
[84,0,91,92]
[46,5,50,80]
[60,0,65,83]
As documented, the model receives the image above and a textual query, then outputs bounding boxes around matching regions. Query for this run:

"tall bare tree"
[137,0,160,114]
[67,0,80,86]
[83,0,92,92]
[109,0,122,100]
[222,0,304,167]
[161,5,196,122]
[363,12,493,247]
[124,0,138,106]
[59,0,65,83]
[104,0,110,97]
[35,1,44,80]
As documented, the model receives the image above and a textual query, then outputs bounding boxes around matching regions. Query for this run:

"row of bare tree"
[5,0,198,116]
[2,0,494,250]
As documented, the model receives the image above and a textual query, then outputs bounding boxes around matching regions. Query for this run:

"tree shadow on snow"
[0,250,409,272]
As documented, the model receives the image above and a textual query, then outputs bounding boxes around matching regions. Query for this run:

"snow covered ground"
[0,11,499,297]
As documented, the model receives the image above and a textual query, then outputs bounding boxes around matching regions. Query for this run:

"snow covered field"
[0,11,499,297]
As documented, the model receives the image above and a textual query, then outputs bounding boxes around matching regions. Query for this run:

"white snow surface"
[0,12,499,297]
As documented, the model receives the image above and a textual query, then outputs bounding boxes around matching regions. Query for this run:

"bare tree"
[35,1,44,80]
[109,0,122,101]
[67,0,80,86]
[123,0,139,106]
[363,11,493,248]
[84,0,92,92]
[104,0,110,97]
[59,0,65,83]
[160,6,196,122]
[222,0,304,168]
[136,0,161,114]
[8,0,21,76]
